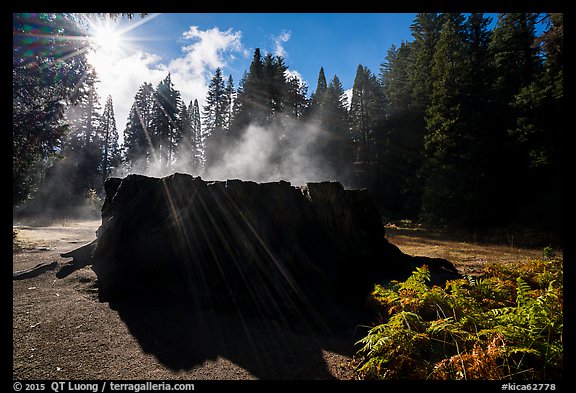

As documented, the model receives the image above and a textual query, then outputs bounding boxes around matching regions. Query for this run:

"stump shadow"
[109,299,365,380]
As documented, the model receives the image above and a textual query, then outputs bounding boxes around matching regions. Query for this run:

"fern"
[356,258,563,380]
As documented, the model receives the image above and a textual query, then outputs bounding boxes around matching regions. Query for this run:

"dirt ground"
[12,219,358,380]
[12,219,553,380]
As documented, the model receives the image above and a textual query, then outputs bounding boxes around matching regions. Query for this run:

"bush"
[355,258,563,380]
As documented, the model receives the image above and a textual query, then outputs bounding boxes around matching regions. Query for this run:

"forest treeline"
[13,13,563,236]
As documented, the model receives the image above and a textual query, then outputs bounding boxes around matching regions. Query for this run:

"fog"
[118,116,352,188]
[15,113,354,223]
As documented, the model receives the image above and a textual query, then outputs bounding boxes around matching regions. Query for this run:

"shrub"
[355,258,563,380]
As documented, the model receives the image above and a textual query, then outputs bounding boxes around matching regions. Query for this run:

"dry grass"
[384,223,560,276]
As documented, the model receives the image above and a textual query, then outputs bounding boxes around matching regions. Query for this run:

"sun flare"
[90,23,123,53]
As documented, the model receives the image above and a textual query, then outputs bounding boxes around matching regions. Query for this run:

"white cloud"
[273,30,291,58]
[168,26,244,110]
[88,25,245,142]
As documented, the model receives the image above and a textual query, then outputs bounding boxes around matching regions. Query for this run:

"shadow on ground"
[108,299,364,379]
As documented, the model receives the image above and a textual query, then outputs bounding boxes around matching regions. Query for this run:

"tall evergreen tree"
[261,53,288,120]
[349,64,384,165]
[123,82,154,169]
[421,13,479,225]
[309,66,328,113]
[13,13,92,204]
[177,98,204,174]
[408,13,445,112]
[150,74,182,170]
[191,99,204,171]
[489,13,542,106]
[507,13,563,229]
[486,13,544,225]
[317,75,353,182]
[224,75,235,132]
[63,75,103,196]
[377,42,424,217]
[285,74,308,118]
[99,95,120,185]
[419,13,500,226]
[203,68,228,169]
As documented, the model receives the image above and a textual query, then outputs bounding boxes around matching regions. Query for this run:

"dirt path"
[12,219,357,380]
[13,220,100,273]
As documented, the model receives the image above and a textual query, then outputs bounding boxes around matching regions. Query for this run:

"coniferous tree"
[421,13,478,225]
[507,13,563,229]
[13,13,91,205]
[308,66,328,115]
[409,13,444,112]
[262,53,288,120]
[123,82,154,169]
[235,48,264,128]
[177,98,204,174]
[99,95,120,185]
[203,68,228,170]
[191,99,204,171]
[487,13,543,225]
[315,67,328,100]
[318,75,353,182]
[349,64,384,165]
[224,75,235,132]
[150,74,182,170]
[285,74,308,119]
[64,77,103,196]
[230,71,249,136]
[378,42,424,217]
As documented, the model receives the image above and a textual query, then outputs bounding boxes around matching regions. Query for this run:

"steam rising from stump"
[76,173,459,313]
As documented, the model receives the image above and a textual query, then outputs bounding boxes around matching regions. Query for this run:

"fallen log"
[13,261,59,280]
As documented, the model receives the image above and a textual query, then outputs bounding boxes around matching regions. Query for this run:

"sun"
[90,22,124,54]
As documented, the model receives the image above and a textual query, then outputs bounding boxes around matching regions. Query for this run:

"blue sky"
[87,13,420,133]
[85,12,521,137]
[130,13,419,88]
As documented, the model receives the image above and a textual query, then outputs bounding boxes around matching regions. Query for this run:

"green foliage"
[13,13,90,205]
[356,259,563,380]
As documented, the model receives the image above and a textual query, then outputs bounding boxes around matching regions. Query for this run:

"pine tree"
[420,13,500,226]
[13,13,90,204]
[285,74,308,119]
[377,42,424,218]
[486,13,544,225]
[177,98,204,174]
[507,13,563,229]
[99,95,120,185]
[318,75,353,182]
[64,75,104,196]
[409,13,444,112]
[239,48,264,127]
[230,71,249,135]
[203,68,228,169]
[421,13,475,225]
[191,99,204,171]
[305,67,328,119]
[312,67,328,108]
[123,82,154,169]
[224,75,235,132]
[349,64,384,165]
[150,74,182,170]
[489,13,541,105]
[261,53,288,121]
